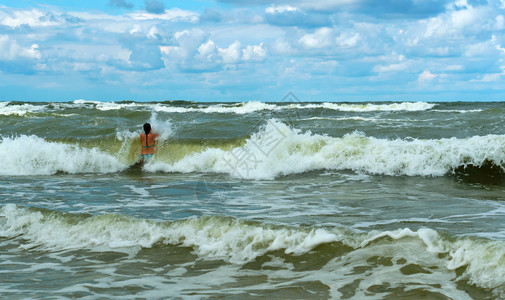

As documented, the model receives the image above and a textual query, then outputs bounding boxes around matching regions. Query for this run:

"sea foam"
[0,102,46,116]
[146,119,505,179]
[2,204,505,296]
[153,101,435,114]
[0,135,127,175]
[69,100,435,114]
[2,119,505,178]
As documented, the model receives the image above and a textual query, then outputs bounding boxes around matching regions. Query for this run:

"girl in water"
[140,123,159,163]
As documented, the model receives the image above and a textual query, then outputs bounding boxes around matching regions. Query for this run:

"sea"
[1,99,505,299]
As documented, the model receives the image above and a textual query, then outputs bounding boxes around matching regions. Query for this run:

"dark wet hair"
[143,123,151,135]
[143,123,151,147]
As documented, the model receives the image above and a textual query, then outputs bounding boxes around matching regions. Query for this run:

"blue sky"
[1,0,505,101]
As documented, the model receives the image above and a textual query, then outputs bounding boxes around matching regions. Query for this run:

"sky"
[1,0,505,102]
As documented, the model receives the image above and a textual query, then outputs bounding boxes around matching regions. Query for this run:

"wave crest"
[0,135,128,175]
[2,205,505,296]
[147,120,505,179]
[2,119,505,178]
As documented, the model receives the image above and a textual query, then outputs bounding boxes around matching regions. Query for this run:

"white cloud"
[444,65,463,71]
[372,53,409,73]
[173,28,207,53]
[418,70,437,83]
[449,0,469,10]
[0,9,62,27]
[129,8,199,23]
[242,43,266,61]
[265,5,299,14]
[297,0,360,11]
[164,26,268,71]
[450,6,483,29]
[478,73,503,82]
[219,41,242,64]
[273,39,293,55]
[197,40,218,61]
[299,27,333,49]
[0,35,40,60]
[373,62,409,73]
[492,35,505,55]
[336,32,360,48]
[159,46,173,55]
[130,24,141,34]
[2,1,505,100]
[495,15,505,30]
[147,26,160,39]
[470,67,505,82]
[465,38,498,58]
[420,5,488,39]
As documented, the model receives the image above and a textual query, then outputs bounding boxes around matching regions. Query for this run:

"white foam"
[73,99,151,111]
[115,110,176,141]
[0,100,436,116]
[2,205,505,295]
[153,101,278,114]
[124,185,150,197]
[302,101,436,112]
[146,110,176,142]
[151,101,435,114]
[0,101,46,116]
[73,99,100,105]
[0,204,343,263]
[167,217,342,263]
[360,227,505,297]
[145,119,505,179]
[0,135,127,175]
[0,101,438,115]
[73,99,159,111]
[432,109,483,113]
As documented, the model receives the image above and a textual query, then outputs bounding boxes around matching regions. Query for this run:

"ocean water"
[1,100,505,299]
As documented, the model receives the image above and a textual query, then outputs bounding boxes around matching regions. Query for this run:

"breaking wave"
[2,119,505,178]
[0,135,129,175]
[147,120,505,180]
[2,204,505,297]
[0,100,436,116]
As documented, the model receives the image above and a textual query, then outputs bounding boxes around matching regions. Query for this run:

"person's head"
[143,123,151,135]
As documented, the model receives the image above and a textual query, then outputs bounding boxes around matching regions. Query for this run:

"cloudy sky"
[1,0,505,101]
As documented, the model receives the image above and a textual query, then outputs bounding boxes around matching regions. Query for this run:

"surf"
[3,118,505,179]
[146,119,505,180]
[0,135,129,175]
[0,100,437,117]
[2,204,505,297]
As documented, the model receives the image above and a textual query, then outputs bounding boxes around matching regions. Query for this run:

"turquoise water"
[1,100,505,298]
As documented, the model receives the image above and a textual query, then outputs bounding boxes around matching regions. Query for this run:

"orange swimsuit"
[140,133,158,161]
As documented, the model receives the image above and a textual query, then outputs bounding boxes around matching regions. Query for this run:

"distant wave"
[150,101,437,114]
[0,100,437,116]
[75,100,437,114]
[0,102,46,116]
[298,101,436,112]
[2,204,505,296]
[73,99,151,111]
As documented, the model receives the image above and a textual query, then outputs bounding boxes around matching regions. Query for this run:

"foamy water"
[2,204,505,298]
[0,100,436,116]
[0,135,128,175]
[147,120,505,179]
[1,100,505,299]
[5,120,505,178]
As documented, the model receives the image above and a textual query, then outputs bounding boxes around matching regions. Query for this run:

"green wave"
[1,204,505,297]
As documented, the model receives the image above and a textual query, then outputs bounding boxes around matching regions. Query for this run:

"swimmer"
[140,123,159,163]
